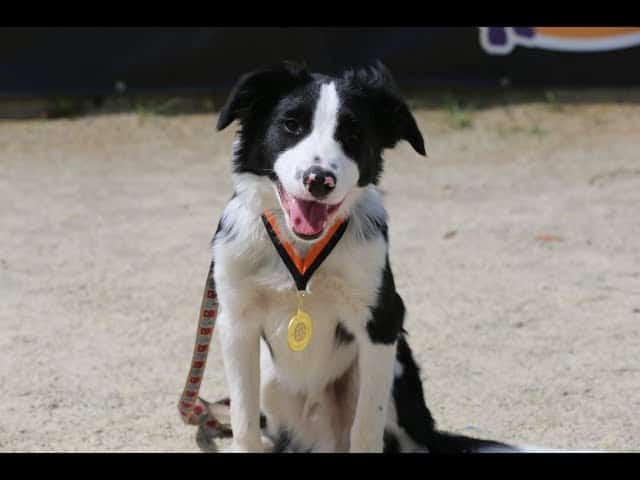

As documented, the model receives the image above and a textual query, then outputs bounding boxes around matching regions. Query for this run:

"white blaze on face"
[274,81,359,206]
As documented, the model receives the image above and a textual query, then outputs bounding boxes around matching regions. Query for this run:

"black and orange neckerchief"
[261,211,350,291]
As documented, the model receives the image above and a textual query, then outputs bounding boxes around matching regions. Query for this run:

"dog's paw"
[224,439,265,453]
[349,444,383,453]
[349,432,384,453]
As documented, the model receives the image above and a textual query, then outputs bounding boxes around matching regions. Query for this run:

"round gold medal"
[287,309,313,352]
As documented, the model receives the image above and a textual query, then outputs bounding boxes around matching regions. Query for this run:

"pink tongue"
[288,198,329,236]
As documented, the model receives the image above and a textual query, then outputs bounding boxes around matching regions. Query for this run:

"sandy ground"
[1,97,639,452]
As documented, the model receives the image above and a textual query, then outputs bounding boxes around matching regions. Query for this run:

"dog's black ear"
[216,61,312,131]
[345,61,426,156]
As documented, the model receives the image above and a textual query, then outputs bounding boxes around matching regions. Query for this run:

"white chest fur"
[212,181,388,395]
[257,235,385,394]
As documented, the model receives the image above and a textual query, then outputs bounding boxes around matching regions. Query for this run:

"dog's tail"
[423,430,524,453]
[424,430,585,453]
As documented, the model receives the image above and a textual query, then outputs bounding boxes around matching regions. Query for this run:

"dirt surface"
[1,96,639,452]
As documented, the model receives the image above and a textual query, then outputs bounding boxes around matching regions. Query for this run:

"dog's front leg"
[217,309,263,452]
[349,339,397,452]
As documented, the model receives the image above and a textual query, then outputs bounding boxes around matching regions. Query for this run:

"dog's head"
[217,61,426,241]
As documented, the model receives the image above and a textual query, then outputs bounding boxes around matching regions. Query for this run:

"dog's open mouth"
[277,184,342,240]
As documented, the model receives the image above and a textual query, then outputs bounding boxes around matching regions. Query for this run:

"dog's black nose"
[303,167,336,199]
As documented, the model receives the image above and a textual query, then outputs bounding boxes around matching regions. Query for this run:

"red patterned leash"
[178,261,232,447]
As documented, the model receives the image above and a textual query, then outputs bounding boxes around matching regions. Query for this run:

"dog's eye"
[283,118,303,136]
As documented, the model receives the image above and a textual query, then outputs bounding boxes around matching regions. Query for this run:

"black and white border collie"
[211,61,518,453]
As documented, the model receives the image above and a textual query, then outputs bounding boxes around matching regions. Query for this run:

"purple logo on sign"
[487,27,534,45]
[479,27,536,55]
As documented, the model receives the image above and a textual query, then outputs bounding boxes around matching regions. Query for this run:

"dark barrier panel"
[2,27,640,97]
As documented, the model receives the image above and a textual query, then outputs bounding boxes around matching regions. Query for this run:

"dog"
[210,61,520,453]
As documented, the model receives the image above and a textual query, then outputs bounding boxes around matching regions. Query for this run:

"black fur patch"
[271,428,292,453]
[261,329,274,360]
[213,212,236,243]
[336,62,426,186]
[339,62,426,157]
[383,430,400,453]
[366,258,405,344]
[392,334,436,446]
[211,192,238,246]
[359,213,389,242]
[334,322,355,348]
[270,428,312,453]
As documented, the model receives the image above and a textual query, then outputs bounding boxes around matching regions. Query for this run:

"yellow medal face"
[287,308,313,352]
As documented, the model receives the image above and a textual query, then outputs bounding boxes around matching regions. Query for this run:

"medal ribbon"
[261,211,349,291]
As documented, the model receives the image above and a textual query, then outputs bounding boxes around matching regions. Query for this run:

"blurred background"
[1,27,639,452]
[2,27,640,117]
